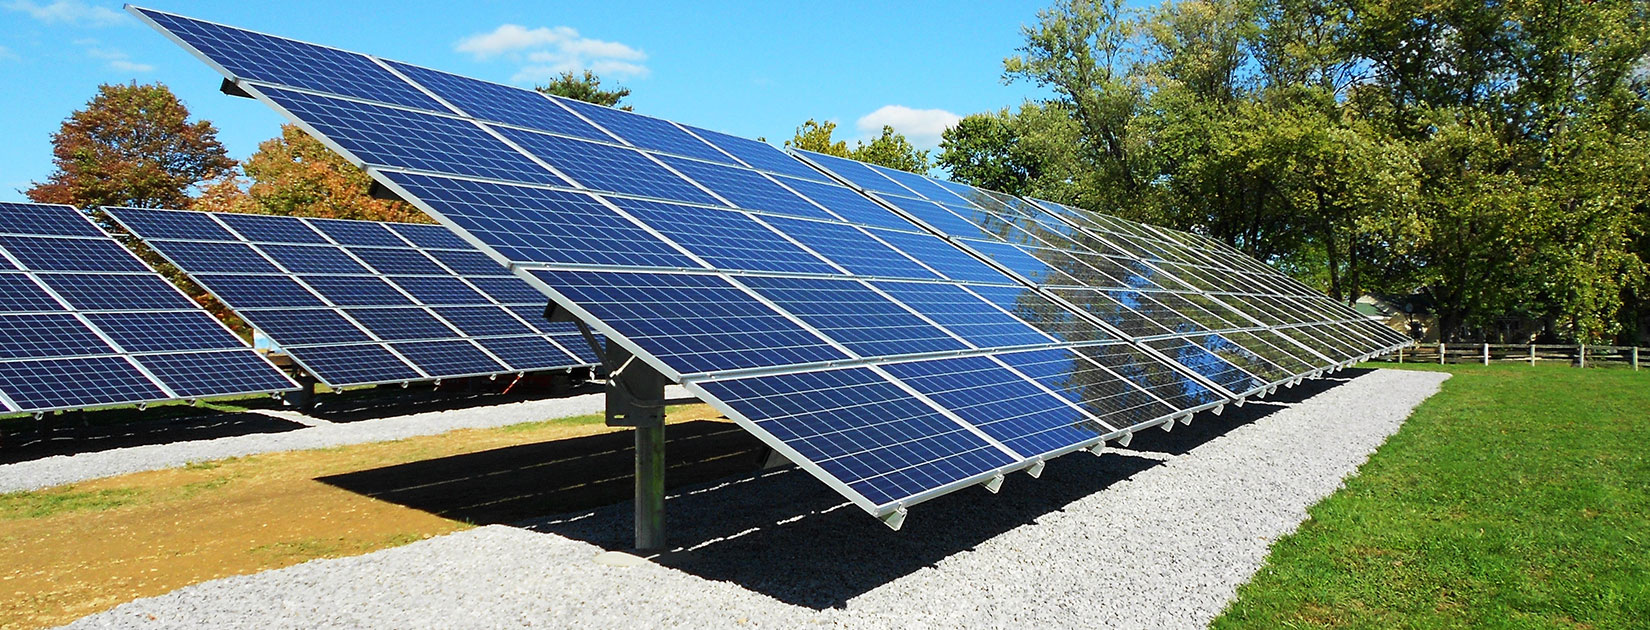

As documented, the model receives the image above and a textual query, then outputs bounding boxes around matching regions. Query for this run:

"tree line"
[935,0,1650,344]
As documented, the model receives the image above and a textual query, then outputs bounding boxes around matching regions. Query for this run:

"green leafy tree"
[535,70,632,110]
[849,126,931,173]
[784,119,849,157]
[27,82,234,209]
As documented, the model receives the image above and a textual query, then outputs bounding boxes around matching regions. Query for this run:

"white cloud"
[456,23,649,84]
[4,0,127,27]
[856,105,963,149]
[81,43,151,72]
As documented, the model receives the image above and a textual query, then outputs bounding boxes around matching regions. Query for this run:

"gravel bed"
[1,386,690,493]
[60,368,1448,629]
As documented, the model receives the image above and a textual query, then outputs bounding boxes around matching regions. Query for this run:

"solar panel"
[133,7,1407,523]
[0,202,295,413]
[109,207,599,388]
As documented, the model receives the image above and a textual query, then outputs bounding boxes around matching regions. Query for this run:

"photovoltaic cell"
[759,216,941,280]
[149,241,283,274]
[777,176,915,230]
[490,125,717,204]
[138,350,302,397]
[735,276,969,358]
[682,125,831,182]
[390,339,505,377]
[477,335,581,371]
[883,355,1111,455]
[0,314,113,359]
[80,311,242,351]
[998,347,1178,428]
[0,274,63,312]
[613,199,836,275]
[870,281,1052,350]
[385,60,613,143]
[0,236,148,272]
[0,357,168,411]
[553,97,732,164]
[40,274,196,311]
[696,367,1017,508]
[0,202,104,237]
[653,155,837,221]
[286,344,421,384]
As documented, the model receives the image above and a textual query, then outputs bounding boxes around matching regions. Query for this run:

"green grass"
[496,412,605,433]
[1214,363,1650,629]
[0,486,148,520]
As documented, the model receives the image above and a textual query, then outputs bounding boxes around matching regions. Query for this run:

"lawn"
[1215,363,1650,629]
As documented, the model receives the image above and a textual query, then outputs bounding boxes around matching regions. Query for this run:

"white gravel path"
[58,368,1448,630]
[0,386,689,493]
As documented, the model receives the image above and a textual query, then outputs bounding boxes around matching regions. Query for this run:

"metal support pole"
[606,344,668,552]
[285,373,318,410]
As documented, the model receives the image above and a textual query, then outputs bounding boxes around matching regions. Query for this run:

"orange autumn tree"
[27,82,235,209]
[198,124,427,223]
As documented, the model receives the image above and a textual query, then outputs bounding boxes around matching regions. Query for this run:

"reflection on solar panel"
[108,207,599,388]
[0,202,296,413]
[132,6,1408,524]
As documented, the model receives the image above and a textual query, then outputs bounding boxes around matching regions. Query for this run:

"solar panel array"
[107,208,601,388]
[132,6,1408,521]
[793,150,1411,395]
[0,202,297,413]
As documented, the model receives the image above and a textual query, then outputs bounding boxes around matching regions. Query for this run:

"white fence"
[1376,343,1644,369]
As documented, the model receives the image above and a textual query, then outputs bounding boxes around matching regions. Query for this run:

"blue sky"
[0,0,1062,202]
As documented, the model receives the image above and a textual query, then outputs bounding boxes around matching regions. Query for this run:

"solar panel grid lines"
[131,7,1409,521]
[0,202,298,413]
[108,207,599,387]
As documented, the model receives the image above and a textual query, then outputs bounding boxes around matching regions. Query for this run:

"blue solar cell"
[1155,334,1289,385]
[431,305,535,336]
[390,276,488,305]
[259,86,564,186]
[306,218,406,246]
[215,213,329,243]
[251,244,369,274]
[345,307,455,340]
[137,350,296,397]
[475,335,582,371]
[964,284,1115,344]
[876,196,997,240]
[775,176,914,230]
[612,199,835,275]
[795,150,907,196]
[530,270,847,375]
[1099,289,1208,334]
[546,332,601,364]
[997,347,1178,429]
[868,228,1015,284]
[385,61,613,143]
[866,163,969,203]
[1221,330,1318,374]
[425,249,508,276]
[552,97,732,163]
[870,281,1052,349]
[654,155,837,220]
[883,356,1111,455]
[1144,336,1266,394]
[0,273,62,312]
[286,344,421,385]
[735,276,968,358]
[0,314,113,359]
[0,202,101,237]
[238,309,372,346]
[379,171,698,269]
[956,240,1080,286]
[1048,288,1176,338]
[696,367,1016,508]
[390,339,505,377]
[104,207,237,240]
[386,223,471,249]
[0,236,147,272]
[301,276,413,306]
[150,241,282,273]
[194,275,326,309]
[348,247,446,275]
[1078,344,1224,410]
[0,356,167,411]
[490,126,717,204]
[758,216,940,280]
[505,305,557,333]
[466,277,546,304]
[133,7,444,111]
[680,125,829,181]
[39,274,197,311]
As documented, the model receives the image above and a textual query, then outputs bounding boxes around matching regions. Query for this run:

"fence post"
[1398,347,1404,363]
[1439,342,1446,365]
[1529,344,1536,367]
[1482,343,1490,366]
[1633,346,1639,371]
[1579,344,1586,368]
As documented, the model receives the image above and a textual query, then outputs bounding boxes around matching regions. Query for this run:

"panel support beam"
[606,344,668,552]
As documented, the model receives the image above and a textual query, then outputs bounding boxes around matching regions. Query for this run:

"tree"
[850,126,931,173]
[785,119,933,173]
[784,119,849,157]
[205,124,427,223]
[536,70,632,110]
[27,82,234,209]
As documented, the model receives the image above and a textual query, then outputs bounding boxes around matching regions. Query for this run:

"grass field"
[1215,363,1650,629]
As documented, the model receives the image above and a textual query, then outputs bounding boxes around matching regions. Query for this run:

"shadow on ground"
[0,375,599,465]
[320,371,1369,609]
